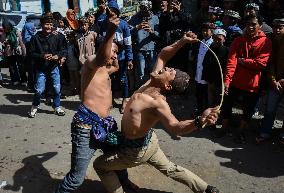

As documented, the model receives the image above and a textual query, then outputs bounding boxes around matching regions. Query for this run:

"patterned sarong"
[73,103,122,146]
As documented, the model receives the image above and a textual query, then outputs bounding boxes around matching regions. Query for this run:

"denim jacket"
[128,12,159,51]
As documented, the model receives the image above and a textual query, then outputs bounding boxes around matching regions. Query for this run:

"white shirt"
[195,37,213,84]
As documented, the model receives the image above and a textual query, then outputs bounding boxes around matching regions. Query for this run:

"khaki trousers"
[93,132,208,193]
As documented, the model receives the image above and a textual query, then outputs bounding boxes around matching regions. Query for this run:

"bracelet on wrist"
[194,116,202,129]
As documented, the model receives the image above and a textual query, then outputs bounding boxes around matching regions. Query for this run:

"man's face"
[151,67,176,88]
[88,15,95,24]
[140,5,150,15]
[42,22,53,34]
[82,22,89,32]
[212,34,225,47]
[273,24,284,35]
[202,28,213,39]
[69,11,76,20]
[58,20,65,28]
[244,8,256,17]
[209,13,217,22]
[106,43,118,67]
[160,0,168,11]
[245,17,261,37]
[98,3,106,11]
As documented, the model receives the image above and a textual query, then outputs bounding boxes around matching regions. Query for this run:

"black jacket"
[30,31,67,72]
[202,44,229,85]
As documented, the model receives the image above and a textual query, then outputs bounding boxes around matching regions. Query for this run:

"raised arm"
[156,98,219,136]
[85,13,119,69]
[153,31,197,73]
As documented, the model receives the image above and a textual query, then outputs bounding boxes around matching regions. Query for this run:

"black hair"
[52,12,63,21]
[40,12,54,24]
[170,69,191,95]
[244,13,264,26]
[2,19,14,30]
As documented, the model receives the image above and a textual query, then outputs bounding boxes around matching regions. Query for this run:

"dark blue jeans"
[119,60,129,98]
[135,50,157,88]
[55,123,128,193]
[32,67,61,108]
[260,88,284,137]
[7,55,27,83]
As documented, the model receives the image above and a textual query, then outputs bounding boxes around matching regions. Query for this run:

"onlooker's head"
[79,16,90,33]
[66,9,79,30]
[150,67,190,95]
[40,12,54,34]
[244,3,259,17]
[85,8,96,25]
[208,6,223,22]
[222,10,241,26]
[108,0,120,17]
[66,9,76,21]
[139,0,152,14]
[97,0,107,12]
[160,0,168,12]
[2,19,15,33]
[244,14,263,37]
[272,18,284,35]
[212,28,226,47]
[201,22,215,39]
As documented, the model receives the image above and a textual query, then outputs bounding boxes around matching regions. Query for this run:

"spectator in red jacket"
[217,14,272,143]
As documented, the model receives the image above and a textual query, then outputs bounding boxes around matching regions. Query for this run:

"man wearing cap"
[243,3,273,38]
[222,9,243,47]
[220,14,272,143]
[97,0,134,114]
[28,12,66,118]
[128,0,159,88]
[202,28,228,109]
[256,18,284,144]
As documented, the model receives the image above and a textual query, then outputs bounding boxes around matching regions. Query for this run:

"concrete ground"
[0,68,284,193]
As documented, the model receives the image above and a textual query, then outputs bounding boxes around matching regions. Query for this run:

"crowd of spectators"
[0,0,284,145]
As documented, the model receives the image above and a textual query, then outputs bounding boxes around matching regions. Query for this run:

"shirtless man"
[93,32,220,193]
[55,13,132,193]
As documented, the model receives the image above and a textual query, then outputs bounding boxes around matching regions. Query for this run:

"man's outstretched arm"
[155,98,219,136]
[85,13,120,69]
[153,31,197,73]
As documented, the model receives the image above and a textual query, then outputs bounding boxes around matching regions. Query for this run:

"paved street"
[1,68,284,193]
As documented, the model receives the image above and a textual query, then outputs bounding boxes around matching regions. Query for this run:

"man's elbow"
[167,123,181,136]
